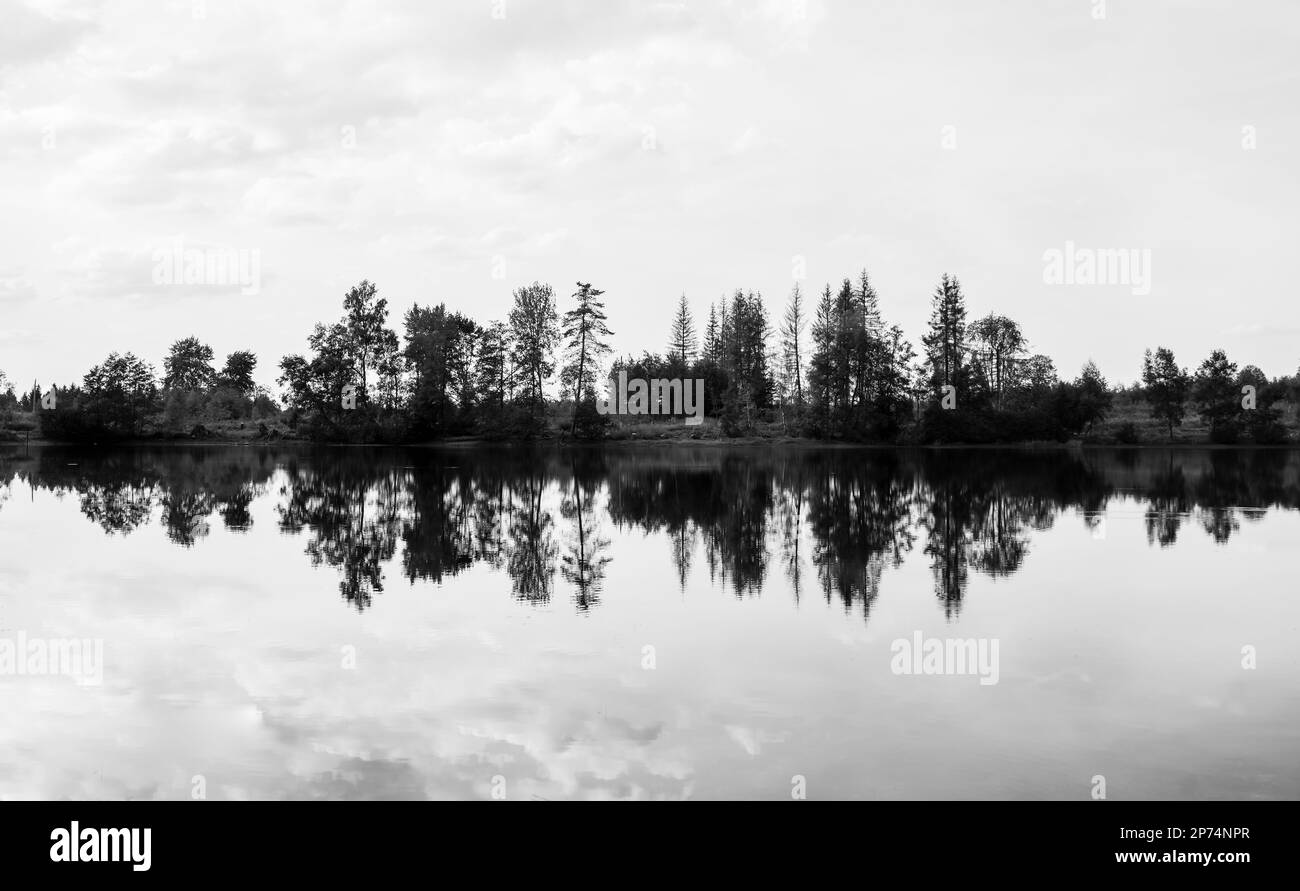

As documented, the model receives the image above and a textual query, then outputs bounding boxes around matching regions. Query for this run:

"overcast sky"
[2,0,1298,393]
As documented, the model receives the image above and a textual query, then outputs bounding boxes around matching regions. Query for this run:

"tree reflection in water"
[3,444,1298,620]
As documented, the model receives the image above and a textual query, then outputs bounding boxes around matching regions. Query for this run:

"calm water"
[1,444,1297,800]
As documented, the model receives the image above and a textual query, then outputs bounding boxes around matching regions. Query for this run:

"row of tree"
[5,271,1295,443]
[5,345,272,439]
[1140,346,1287,443]
[270,273,1295,443]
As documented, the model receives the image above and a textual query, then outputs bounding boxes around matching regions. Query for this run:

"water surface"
[1,444,1297,800]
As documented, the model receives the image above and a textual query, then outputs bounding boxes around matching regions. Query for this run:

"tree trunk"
[571,317,587,437]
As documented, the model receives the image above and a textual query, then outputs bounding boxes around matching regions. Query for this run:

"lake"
[1,444,1297,800]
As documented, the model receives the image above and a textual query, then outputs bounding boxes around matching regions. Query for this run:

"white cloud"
[0,0,1298,389]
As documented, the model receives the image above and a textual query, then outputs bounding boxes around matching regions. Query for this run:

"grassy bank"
[0,411,300,446]
[1084,392,1300,444]
[5,393,1300,448]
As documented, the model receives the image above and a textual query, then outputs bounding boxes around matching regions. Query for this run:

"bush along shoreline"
[4,274,1298,447]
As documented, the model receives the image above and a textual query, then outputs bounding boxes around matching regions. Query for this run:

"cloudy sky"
[2,0,1298,393]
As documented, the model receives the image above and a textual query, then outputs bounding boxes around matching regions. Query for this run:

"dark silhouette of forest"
[5,273,1298,445]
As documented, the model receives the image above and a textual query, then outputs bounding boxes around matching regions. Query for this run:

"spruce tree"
[667,293,697,367]
[921,274,969,395]
[780,283,806,411]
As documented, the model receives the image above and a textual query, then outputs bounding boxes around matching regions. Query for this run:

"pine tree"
[703,304,720,364]
[667,293,697,367]
[833,278,856,422]
[921,274,969,395]
[780,283,806,412]
[807,283,836,433]
[850,269,881,415]
[857,268,882,339]
[718,298,733,365]
[719,289,772,433]
[561,282,613,436]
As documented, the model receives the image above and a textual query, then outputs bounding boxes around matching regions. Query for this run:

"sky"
[2,0,1298,394]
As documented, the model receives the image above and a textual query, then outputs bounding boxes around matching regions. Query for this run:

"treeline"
[2,345,277,440]
[4,270,1298,443]
[266,272,1300,443]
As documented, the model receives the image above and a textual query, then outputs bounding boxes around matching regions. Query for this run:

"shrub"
[1114,421,1140,444]
[569,401,610,440]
